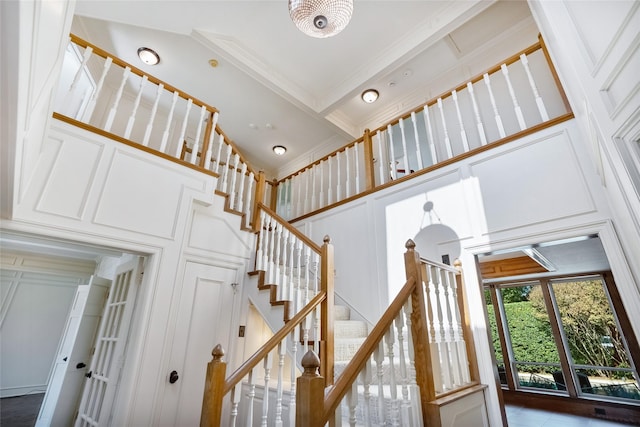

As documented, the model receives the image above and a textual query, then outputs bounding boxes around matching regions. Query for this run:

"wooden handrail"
[256,202,322,253]
[223,291,326,394]
[321,276,417,422]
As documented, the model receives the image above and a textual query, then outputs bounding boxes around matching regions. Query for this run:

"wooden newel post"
[320,235,335,386]
[454,259,480,383]
[362,129,376,190]
[403,239,435,424]
[200,344,227,427]
[296,350,325,427]
[251,171,266,232]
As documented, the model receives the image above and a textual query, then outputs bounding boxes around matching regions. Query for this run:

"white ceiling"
[71,0,537,178]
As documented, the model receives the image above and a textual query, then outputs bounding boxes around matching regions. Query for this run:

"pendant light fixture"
[289,0,354,38]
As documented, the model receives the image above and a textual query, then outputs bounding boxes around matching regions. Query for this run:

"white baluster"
[280,229,290,303]
[159,91,178,153]
[142,83,164,146]
[399,118,411,176]
[246,369,256,427]
[104,66,131,132]
[354,142,361,194]
[64,45,93,118]
[189,106,207,164]
[360,359,373,425]
[236,163,247,212]
[289,328,298,427]
[336,151,342,201]
[304,169,310,215]
[395,308,411,425]
[347,381,358,427]
[404,300,422,425]
[374,340,386,424]
[275,340,286,427]
[376,131,386,184]
[229,154,240,208]
[466,82,488,146]
[174,98,193,158]
[213,134,224,175]
[221,144,232,193]
[425,265,443,393]
[230,385,241,427]
[296,173,303,217]
[327,156,333,205]
[285,177,292,220]
[452,90,470,152]
[387,124,397,180]
[437,98,453,159]
[261,352,272,427]
[319,160,325,208]
[423,106,438,164]
[441,269,462,388]
[310,167,316,211]
[124,74,148,139]
[244,171,254,229]
[501,63,526,130]
[313,305,321,354]
[82,56,112,122]
[410,112,424,170]
[203,112,219,170]
[520,53,549,121]
[483,73,506,138]
[272,223,282,288]
[256,211,266,271]
[386,327,400,426]
[344,147,351,198]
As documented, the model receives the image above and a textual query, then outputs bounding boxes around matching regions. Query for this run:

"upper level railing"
[53,34,272,229]
[274,36,574,221]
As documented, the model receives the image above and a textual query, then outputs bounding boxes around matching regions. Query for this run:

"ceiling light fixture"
[137,47,160,65]
[361,89,379,103]
[289,0,353,38]
[272,145,287,156]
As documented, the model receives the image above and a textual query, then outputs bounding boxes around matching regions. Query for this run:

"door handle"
[85,371,93,378]
[76,362,86,369]
[169,370,179,384]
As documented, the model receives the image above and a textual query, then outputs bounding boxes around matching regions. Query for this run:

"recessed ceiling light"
[137,47,160,65]
[272,145,287,156]
[361,89,379,103]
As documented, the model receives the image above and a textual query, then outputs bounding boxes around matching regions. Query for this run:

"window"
[485,274,640,403]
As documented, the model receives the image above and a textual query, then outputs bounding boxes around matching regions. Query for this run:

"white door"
[36,276,110,427]
[159,262,238,426]
[74,257,142,427]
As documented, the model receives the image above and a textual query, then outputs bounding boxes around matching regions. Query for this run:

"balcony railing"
[53,34,272,230]
[274,36,574,222]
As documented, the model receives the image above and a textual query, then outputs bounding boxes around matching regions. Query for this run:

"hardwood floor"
[0,394,44,427]
[506,404,638,426]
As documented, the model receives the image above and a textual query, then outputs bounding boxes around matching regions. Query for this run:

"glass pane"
[485,289,507,385]
[551,278,640,401]
[499,284,564,391]
[516,363,563,391]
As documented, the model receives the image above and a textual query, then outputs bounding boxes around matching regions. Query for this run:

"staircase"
[334,305,368,379]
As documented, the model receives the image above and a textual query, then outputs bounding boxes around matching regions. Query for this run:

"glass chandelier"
[288,0,354,38]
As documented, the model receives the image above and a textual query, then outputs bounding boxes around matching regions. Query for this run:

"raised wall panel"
[36,136,104,219]
[93,149,203,239]
[469,130,595,234]
[565,0,635,70]
[187,206,252,259]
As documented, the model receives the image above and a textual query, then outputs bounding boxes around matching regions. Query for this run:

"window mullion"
[491,286,517,390]
[540,278,578,397]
